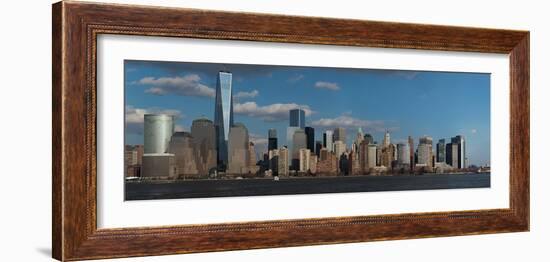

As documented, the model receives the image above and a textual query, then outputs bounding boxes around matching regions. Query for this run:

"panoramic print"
[123,60,491,200]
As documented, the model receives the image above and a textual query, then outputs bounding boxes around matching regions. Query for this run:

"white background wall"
[0,0,547,261]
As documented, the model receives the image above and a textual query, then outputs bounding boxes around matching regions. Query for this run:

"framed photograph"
[52,1,529,261]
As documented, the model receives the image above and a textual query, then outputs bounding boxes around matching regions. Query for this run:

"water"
[125,173,490,200]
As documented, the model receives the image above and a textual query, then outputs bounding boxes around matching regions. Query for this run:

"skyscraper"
[247,142,257,169]
[227,123,249,174]
[417,136,433,167]
[381,143,396,168]
[191,118,217,175]
[358,141,369,173]
[144,114,175,154]
[451,135,466,168]
[417,143,431,165]
[292,129,307,170]
[364,133,374,144]
[268,128,278,151]
[333,140,346,160]
[446,142,459,168]
[305,126,315,153]
[315,140,323,156]
[397,142,411,167]
[142,114,177,178]
[333,127,346,143]
[168,132,198,177]
[323,130,334,152]
[408,136,415,169]
[382,131,391,147]
[289,109,305,128]
[214,71,234,169]
[268,149,279,174]
[356,127,364,145]
[286,126,300,162]
[367,144,378,168]
[278,147,289,176]
[299,148,311,172]
[436,138,446,163]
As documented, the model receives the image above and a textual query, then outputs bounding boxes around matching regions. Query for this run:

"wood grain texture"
[52,1,530,261]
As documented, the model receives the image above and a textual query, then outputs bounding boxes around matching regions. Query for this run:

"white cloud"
[314,81,341,91]
[249,133,268,145]
[288,74,304,83]
[138,74,215,98]
[249,133,269,155]
[471,129,477,134]
[234,90,259,100]
[310,115,397,133]
[234,102,314,122]
[125,105,183,134]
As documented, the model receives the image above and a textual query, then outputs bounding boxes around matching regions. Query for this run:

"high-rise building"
[317,148,338,174]
[124,145,143,177]
[315,140,323,156]
[358,141,369,173]
[268,149,279,174]
[408,136,415,169]
[214,71,234,169]
[292,129,307,170]
[144,114,175,154]
[446,143,459,168]
[124,145,143,166]
[381,143,396,168]
[376,144,382,166]
[333,140,346,160]
[451,135,466,169]
[310,153,318,174]
[268,128,278,151]
[436,138,446,163]
[364,134,374,144]
[333,127,346,143]
[419,136,433,145]
[349,148,361,175]
[141,153,177,178]
[142,114,177,178]
[418,136,434,167]
[247,142,257,169]
[289,109,305,128]
[397,142,411,167]
[367,144,377,169]
[286,126,300,161]
[278,147,289,176]
[227,123,248,174]
[323,130,334,152]
[305,126,315,154]
[168,132,199,177]
[382,131,391,147]
[339,153,350,175]
[191,118,217,175]
[417,143,431,166]
[299,148,311,172]
[356,128,364,145]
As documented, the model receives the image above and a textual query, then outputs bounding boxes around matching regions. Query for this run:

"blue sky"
[124,60,490,166]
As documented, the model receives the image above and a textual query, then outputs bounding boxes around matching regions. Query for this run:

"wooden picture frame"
[52,1,529,261]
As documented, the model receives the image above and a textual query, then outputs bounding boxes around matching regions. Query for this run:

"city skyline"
[125,60,490,166]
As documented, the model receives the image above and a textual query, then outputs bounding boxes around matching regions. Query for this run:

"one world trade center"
[214,71,234,171]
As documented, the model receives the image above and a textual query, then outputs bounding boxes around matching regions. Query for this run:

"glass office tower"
[289,109,305,128]
[268,128,278,151]
[214,71,234,170]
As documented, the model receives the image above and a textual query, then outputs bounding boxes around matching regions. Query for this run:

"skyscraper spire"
[214,71,234,170]
[383,130,391,147]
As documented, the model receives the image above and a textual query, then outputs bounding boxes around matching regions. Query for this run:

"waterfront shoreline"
[125,173,491,200]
